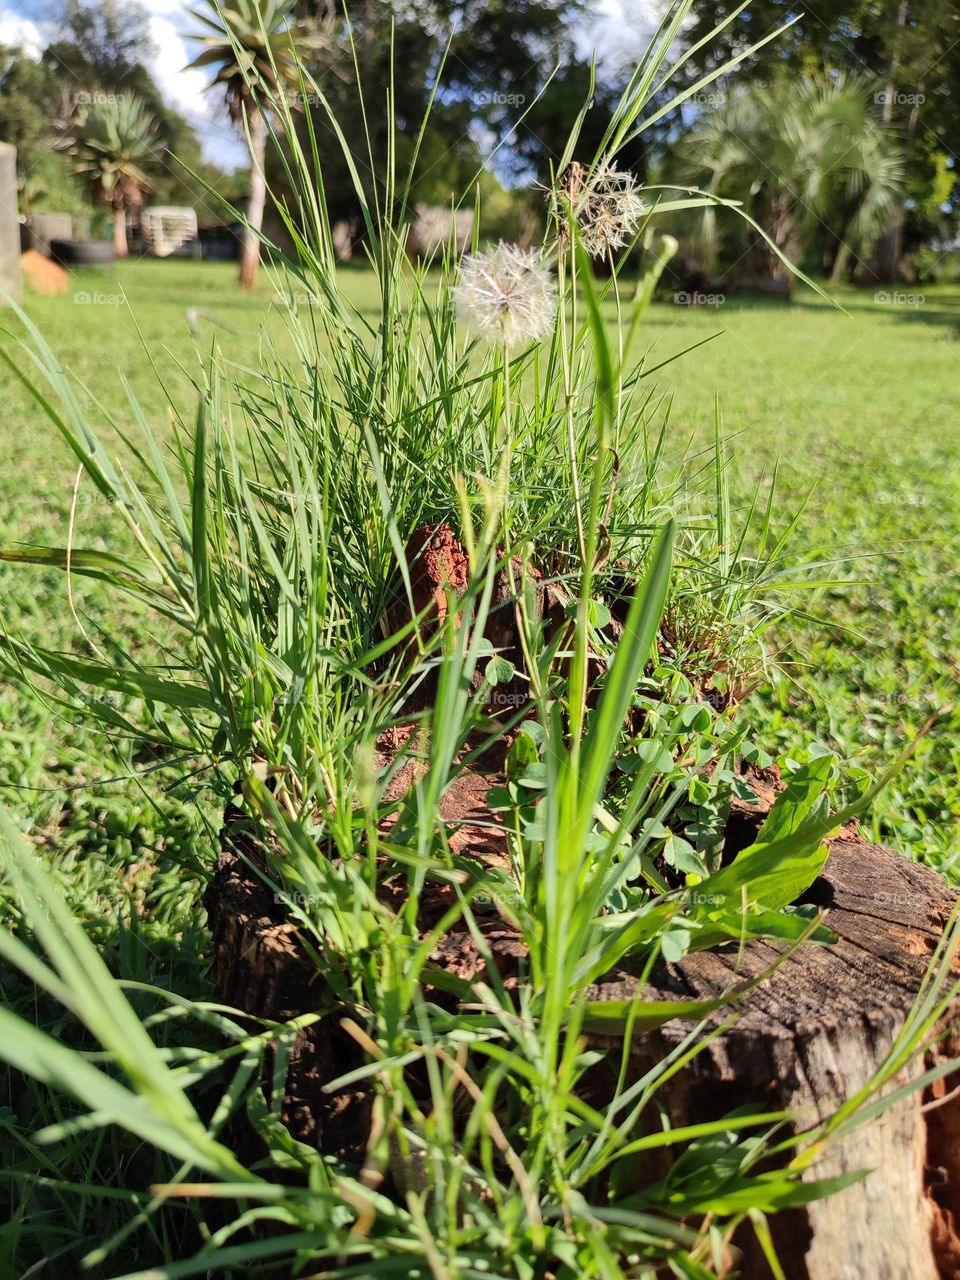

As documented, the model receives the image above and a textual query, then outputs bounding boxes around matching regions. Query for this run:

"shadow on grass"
[639,283,960,335]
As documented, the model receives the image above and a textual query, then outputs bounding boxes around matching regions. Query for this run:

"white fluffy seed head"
[565,161,647,258]
[452,242,557,347]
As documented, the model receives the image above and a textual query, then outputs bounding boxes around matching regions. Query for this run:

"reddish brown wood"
[206,799,960,1278]
[588,836,960,1279]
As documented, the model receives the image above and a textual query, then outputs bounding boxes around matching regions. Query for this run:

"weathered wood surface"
[206,818,960,1279]
[204,813,353,1157]
[589,835,960,1279]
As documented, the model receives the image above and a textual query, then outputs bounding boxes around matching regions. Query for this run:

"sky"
[0,0,664,172]
[0,0,249,168]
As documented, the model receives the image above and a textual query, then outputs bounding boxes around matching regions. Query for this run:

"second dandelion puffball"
[453,242,557,348]
[564,161,647,258]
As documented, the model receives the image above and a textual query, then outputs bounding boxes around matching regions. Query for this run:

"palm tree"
[71,95,161,258]
[187,0,312,289]
[673,75,902,286]
[817,82,905,284]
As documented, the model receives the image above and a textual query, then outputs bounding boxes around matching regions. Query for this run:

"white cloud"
[0,10,44,56]
[0,0,247,170]
[146,9,248,170]
[576,0,690,79]
[0,0,676,171]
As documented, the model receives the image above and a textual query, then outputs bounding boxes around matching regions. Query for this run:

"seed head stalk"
[558,237,586,570]
[453,243,557,697]
[564,224,616,756]
[499,347,543,702]
[539,221,621,1167]
[611,246,626,433]
[496,342,513,534]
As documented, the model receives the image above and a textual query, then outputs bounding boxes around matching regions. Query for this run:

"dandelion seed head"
[563,161,647,259]
[453,242,557,347]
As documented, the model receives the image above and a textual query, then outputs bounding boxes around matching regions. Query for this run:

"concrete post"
[0,142,22,304]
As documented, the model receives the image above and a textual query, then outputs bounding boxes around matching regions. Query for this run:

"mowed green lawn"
[1,256,957,931]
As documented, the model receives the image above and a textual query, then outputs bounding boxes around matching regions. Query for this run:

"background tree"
[858,0,959,278]
[33,0,247,223]
[39,0,154,86]
[0,46,79,216]
[443,0,590,180]
[275,0,599,248]
[70,95,162,257]
[671,74,902,285]
[671,0,959,279]
[188,0,316,288]
[280,0,482,242]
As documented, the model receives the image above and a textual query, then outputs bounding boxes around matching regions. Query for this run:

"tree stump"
[589,834,960,1280]
[206,807,960,1278]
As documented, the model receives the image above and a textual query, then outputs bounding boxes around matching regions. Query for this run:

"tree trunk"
[206,800,960,1277]
[239,109,268,291]
[829,185,872,284]
[876,0,909,281]
[601,834,960,1279]
[876,206,906,284]
[113,209,128,259]
[879,83,926,281]
[742,197,797,291]
[829,239,853,285]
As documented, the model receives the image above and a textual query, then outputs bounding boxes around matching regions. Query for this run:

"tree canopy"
[674,0,959,269]
[1,0,956,280]
[1,0,247,225]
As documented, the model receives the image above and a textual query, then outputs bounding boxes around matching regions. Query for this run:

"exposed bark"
[590,835,960,1279]
[205,747,515,1160]
[239,108,267,290]
[741,196,800,291]
[206,799,960,1278]
[876,0,910,281]
[829,181,875,284]
[203,807,372,1161]
[203,526,960,1273]
[112,209,128,258]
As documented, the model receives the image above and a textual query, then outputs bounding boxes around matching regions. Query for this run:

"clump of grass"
[0,3,951,1276]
